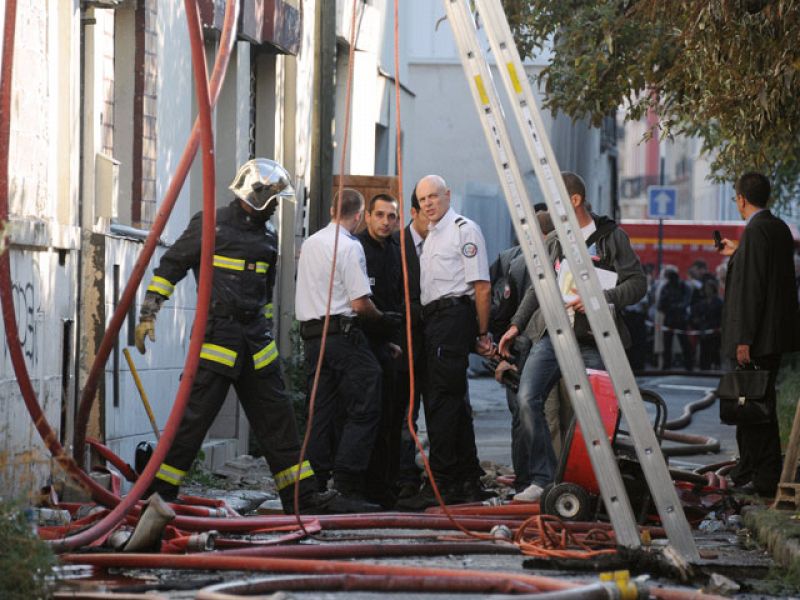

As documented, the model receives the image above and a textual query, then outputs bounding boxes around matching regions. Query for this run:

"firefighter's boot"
[331,471,382,513]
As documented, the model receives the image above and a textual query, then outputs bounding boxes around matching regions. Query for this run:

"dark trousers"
[397,330,425,487]
[699,333,721,370]
[623,311,647,371]
[729,354,782,495]
[153,361,314,505]
[303,328,381,486]
[663,329,693,370]
[364,339,404,499]
[422,302,482,486]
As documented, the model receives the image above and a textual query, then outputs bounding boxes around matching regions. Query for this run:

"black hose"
[664,392,717,431]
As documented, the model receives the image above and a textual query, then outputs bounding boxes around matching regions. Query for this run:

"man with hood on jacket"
[498,172,646,502]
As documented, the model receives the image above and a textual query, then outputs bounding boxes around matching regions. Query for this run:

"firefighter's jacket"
[146,199,279,376]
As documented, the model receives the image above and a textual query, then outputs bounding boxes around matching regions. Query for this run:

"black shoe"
[732,481,777,498]
[395,481,462,511]
[396,484,438,511]
[396,481,420,500]
[365,487,397,510]
[295,489,337,514]
[296,489,382,514]
[730,481,757,494]
[327,489,383,513]
[461,479,495,503]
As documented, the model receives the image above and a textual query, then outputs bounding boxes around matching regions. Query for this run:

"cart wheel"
[538,483,554,508]
[544,482,591,521]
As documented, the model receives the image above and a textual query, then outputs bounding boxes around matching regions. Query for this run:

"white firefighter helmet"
[229,158,294,211]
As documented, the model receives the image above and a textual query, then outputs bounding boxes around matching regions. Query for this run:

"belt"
[421,295,472,320]
[300,315,359,340]
[211,303,261,323]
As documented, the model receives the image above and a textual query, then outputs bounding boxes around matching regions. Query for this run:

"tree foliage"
[500,0,800,205]
[0,502,55,599]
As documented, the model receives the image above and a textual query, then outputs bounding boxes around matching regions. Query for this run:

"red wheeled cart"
[539,369,667,522]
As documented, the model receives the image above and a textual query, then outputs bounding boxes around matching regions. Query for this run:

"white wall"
[156,0,194,241]
[0,0,83,498]
[333,0,415,181]
[405,0,614,259]
[0,249,77,497]
[102,237,188,473]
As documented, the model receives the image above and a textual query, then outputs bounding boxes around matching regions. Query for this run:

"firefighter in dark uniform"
[134,158,344,513]
[357,193,404,508]
[397,174,494,510]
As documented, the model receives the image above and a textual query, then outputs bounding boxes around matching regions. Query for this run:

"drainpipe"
[309,0,335,234]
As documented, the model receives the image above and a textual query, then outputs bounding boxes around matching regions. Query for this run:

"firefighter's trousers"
[151,360,315,508]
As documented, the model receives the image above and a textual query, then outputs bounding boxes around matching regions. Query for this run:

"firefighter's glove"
[135,318,156,355]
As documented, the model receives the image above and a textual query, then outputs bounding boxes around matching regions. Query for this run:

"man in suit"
[395,186,428,499]
[720,171,798,496]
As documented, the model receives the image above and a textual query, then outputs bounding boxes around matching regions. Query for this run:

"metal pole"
[657,157,665,276]
[122,348,161,440]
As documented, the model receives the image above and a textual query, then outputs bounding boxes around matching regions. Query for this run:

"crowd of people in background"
[623,259,726,372]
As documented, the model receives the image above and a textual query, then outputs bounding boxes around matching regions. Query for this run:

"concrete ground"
[58,373,797,599]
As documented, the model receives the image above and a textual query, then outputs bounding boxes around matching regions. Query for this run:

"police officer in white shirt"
[397,175,494,510]
[296,188,399,512]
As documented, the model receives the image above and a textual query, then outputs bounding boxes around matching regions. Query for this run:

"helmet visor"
[248,180,295,211]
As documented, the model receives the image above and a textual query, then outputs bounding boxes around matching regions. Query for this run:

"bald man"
[397,175,494,510]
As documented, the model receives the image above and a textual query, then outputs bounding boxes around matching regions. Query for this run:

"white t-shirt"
[295,222,372,321]
[419,207,490,306]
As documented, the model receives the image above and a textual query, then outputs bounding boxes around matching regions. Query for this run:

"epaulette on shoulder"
[455,216,467,228]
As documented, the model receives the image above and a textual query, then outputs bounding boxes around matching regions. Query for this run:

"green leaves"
[501,0,800,205]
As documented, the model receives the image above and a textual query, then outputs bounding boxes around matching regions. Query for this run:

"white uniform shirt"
[295,222,372,321]
[420,207,490,306]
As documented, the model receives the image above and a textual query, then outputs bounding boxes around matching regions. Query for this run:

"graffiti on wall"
[2,258,42,369]
[11,281,38,365]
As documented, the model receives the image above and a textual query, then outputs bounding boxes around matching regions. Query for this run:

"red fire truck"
[620,219,800,275]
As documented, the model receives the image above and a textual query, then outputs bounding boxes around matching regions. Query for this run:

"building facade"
[0,0,402,497]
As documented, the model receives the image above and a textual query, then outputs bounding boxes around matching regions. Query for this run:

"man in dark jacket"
[357,193,404,507]
[498,172,646,502]
[134,158,349,513]
[394,187,428,499]
[719,172,798,496]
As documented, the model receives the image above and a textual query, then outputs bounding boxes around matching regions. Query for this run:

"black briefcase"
[717,367,771,426]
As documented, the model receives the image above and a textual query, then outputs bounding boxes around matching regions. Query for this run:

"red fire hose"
[0,0,239,515]
[72,0,240,467]
[195,576,624,600]
[155,512,526,534]
[60,553,726,600]
[0,0,120,504]
[215,541,519,559]
[48,0,218,551]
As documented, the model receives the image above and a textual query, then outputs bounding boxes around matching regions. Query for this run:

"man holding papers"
[497,172,646,502]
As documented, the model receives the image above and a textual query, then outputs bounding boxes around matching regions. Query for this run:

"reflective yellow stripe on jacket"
[256,261,269,274]
[213,254,246,271]
[273,460,314,491]
[147,276,175,298]
[253,341,278,370]
[200,343,237,367]
[155,463,186,486]
[263,303,274,319]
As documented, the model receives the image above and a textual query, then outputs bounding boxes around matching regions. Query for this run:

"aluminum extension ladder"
[442,0,700,561]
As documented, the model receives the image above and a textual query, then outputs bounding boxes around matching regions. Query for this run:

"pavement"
[58,373,800,598]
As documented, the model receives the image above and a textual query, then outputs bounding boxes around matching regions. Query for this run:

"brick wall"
[101,12,115,156]
[133,0,158,227]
